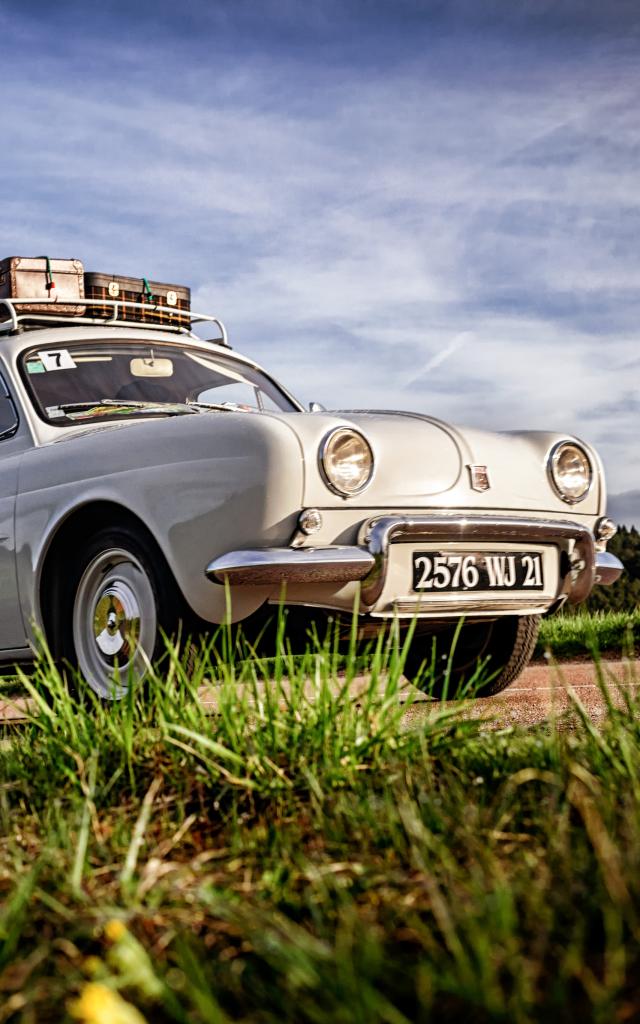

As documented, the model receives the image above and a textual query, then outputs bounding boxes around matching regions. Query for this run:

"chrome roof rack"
[0,297,229,347]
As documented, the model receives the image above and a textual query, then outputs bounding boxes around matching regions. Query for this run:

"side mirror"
[308,401,326,413]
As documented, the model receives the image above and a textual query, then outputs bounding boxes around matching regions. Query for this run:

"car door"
[0,369,29,651]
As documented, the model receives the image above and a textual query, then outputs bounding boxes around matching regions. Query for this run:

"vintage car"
[0,280,623,699]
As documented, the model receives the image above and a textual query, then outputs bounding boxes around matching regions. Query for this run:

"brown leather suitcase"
[0,256,85,319]
[84,272,191,328]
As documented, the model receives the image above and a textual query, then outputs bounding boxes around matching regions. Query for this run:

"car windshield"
[20,340,298,424]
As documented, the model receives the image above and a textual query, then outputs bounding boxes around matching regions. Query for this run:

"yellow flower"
[69,983,148,1024]
[104,919,127,943]
[82,956,104,977]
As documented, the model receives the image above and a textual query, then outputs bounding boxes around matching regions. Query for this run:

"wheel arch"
[38,500,187,651]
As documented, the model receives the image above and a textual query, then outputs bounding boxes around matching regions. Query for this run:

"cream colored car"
[0,297,623,698]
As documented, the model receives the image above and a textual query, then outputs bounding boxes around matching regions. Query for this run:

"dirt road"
[400,658,639,729]
[1,659,637,727]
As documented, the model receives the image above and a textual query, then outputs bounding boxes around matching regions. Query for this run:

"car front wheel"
[61,526,180,699]
[403,615,541,698]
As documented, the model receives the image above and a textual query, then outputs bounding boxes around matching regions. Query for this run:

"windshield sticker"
[26,359,46,374]
[45,407,66,419]
[38,349,77,372]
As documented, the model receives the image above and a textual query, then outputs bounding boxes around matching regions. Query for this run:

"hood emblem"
[469,464,490,492]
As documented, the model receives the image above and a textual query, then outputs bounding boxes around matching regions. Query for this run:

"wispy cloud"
[403,332,472,386]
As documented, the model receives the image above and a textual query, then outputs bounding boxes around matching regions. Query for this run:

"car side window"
[0,373,19,440]
[196,381,260,409]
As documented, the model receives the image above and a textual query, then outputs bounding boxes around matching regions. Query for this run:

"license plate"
[412,551,544,593]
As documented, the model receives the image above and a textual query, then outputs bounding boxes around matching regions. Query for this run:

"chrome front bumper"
[205,514,623,610]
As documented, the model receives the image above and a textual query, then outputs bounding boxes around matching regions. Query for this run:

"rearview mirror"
[130,357,174,378]
[309,401,326,412]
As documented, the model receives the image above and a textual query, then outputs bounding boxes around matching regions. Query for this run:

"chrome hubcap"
[93,584,141,660]
[73,547,157,699]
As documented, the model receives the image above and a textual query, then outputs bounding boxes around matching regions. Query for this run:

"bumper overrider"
[205,514,623,613]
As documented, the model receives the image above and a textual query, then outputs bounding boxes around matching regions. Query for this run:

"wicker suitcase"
[84,273,191,328]
[0,256,85,319]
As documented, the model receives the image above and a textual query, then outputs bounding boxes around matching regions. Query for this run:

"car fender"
[16,412,305,631]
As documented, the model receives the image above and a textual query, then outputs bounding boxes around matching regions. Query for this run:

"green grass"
[537,608,640,661]
[0,623,639,1022]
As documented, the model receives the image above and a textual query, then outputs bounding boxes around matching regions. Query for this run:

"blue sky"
[2,0,639,523]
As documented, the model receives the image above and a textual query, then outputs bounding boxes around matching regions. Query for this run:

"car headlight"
[548,441,593,503]
[320,428,374,496]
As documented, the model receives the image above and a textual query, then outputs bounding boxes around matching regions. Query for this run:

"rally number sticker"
[37,349,77,371]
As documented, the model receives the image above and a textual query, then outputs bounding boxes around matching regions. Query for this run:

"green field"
[0,623,639,1023]
[537,608,640,661]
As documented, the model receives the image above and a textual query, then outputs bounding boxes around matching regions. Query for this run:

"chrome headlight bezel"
[319,427,375,497]
[547,440,593,504]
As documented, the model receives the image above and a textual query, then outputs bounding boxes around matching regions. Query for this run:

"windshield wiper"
[48,399,253,423]
[51,399,198,418]
[185,399,252,412]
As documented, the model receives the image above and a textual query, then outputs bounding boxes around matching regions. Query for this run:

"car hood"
[274,409,604,516]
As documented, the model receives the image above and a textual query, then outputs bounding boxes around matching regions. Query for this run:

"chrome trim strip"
[357,514,596,606]
[594,551,624,586]
[391,597,552,616]
[206,546,375,586]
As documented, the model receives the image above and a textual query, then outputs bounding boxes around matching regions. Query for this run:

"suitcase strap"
[44,256,55,294]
